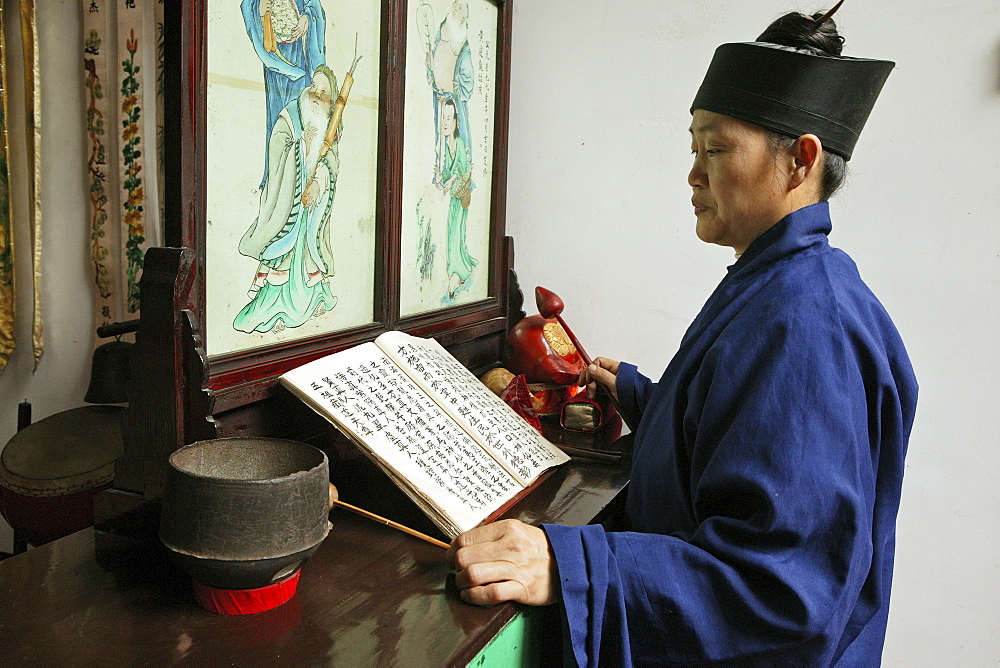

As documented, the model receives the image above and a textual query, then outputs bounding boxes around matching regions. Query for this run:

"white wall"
[1,0,998,663]
[0,1,93,553]
[506,1,999,665]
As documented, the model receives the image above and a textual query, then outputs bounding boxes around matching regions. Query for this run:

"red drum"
[0,405,124,546]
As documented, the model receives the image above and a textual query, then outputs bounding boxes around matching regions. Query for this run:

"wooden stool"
[0,405,124,551]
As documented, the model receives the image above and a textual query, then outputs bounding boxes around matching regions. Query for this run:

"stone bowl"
[159,437,330,591]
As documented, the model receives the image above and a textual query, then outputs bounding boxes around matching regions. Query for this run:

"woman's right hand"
[578,357,620,402]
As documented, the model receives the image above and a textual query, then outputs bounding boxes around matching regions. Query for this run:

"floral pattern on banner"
[120,28,144,312]
[83,0,162,329]
[84,28,113,305]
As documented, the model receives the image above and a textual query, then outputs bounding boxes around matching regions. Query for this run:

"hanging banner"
[84,0,121,327]
[154,0,164,238]
[83,0,163,332]
[21,0,41,370]
[0,4,14,372]
[117,4,147,314]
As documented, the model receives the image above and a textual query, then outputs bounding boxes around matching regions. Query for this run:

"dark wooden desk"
[0,432,632,666]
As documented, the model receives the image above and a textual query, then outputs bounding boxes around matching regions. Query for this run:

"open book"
[280,331,570,539]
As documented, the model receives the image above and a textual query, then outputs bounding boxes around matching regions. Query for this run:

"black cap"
[690,42,894,160]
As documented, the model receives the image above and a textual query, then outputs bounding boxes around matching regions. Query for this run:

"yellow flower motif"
[124,209,144,235]
[121,95,137,113]
[122,123,138,141]
[126,187,144,208]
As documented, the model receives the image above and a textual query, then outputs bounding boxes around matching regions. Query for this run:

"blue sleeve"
[241,0,311,80]
[302,0,327,73]
[543,297,911,665]
[543,524,632,667]
[615,362,652,428]
[454,44,475,162]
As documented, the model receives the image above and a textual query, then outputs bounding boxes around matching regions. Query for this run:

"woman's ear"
[789,134,823,190]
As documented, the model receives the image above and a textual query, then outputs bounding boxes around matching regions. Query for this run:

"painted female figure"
[437,99,476,300]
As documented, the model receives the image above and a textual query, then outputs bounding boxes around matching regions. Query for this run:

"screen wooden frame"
[163,0,513,411]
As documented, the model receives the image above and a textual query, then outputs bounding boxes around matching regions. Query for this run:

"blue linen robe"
[544,202,918,666]
[242,0,327,190]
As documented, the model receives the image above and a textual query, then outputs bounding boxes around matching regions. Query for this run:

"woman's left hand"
[291,13,310,40]
[446,519,558,606]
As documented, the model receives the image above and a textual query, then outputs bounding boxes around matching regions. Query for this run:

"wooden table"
[0,429,632,666]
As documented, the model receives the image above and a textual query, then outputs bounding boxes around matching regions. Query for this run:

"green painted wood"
[467,606,561,667]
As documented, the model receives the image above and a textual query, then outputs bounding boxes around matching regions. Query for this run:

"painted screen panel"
[400,0,498,316]
[205,0,381,356]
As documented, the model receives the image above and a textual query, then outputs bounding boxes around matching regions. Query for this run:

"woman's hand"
[446,519,557,606]
[291,13,310,41]
[578,357,621,402]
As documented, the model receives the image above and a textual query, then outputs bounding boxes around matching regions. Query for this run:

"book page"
[280,343,520,537]
[375,331,570,487]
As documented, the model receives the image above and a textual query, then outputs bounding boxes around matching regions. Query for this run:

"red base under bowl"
[191,569,301,615]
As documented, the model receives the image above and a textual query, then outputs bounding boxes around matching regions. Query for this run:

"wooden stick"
[554,314,593,367]
[535,286,638,433]
[558,318,637,434]
[331,499,450,549]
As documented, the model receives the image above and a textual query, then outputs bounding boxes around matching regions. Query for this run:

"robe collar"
[681,201,835,348]
[678,201,833,347]
[727,201,833,278]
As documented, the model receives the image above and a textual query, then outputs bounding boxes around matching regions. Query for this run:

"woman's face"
[441,104,457,138]
[688,110,794,254]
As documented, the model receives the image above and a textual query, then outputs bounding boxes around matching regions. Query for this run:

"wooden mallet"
[535,286,592,364]
[327,484,449,549]
[534,286,637,432]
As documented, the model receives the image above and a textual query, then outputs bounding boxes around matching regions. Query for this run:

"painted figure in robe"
[234,65,341,333]
[437,99,477,301]
[242,0,327,189]
[419,1,475,185]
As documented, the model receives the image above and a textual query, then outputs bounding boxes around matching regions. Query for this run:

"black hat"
[690,42,894,160]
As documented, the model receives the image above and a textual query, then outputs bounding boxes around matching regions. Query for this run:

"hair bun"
[755,10,845,56]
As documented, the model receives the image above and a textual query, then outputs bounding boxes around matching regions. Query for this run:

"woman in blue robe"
[447,9,918,667]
